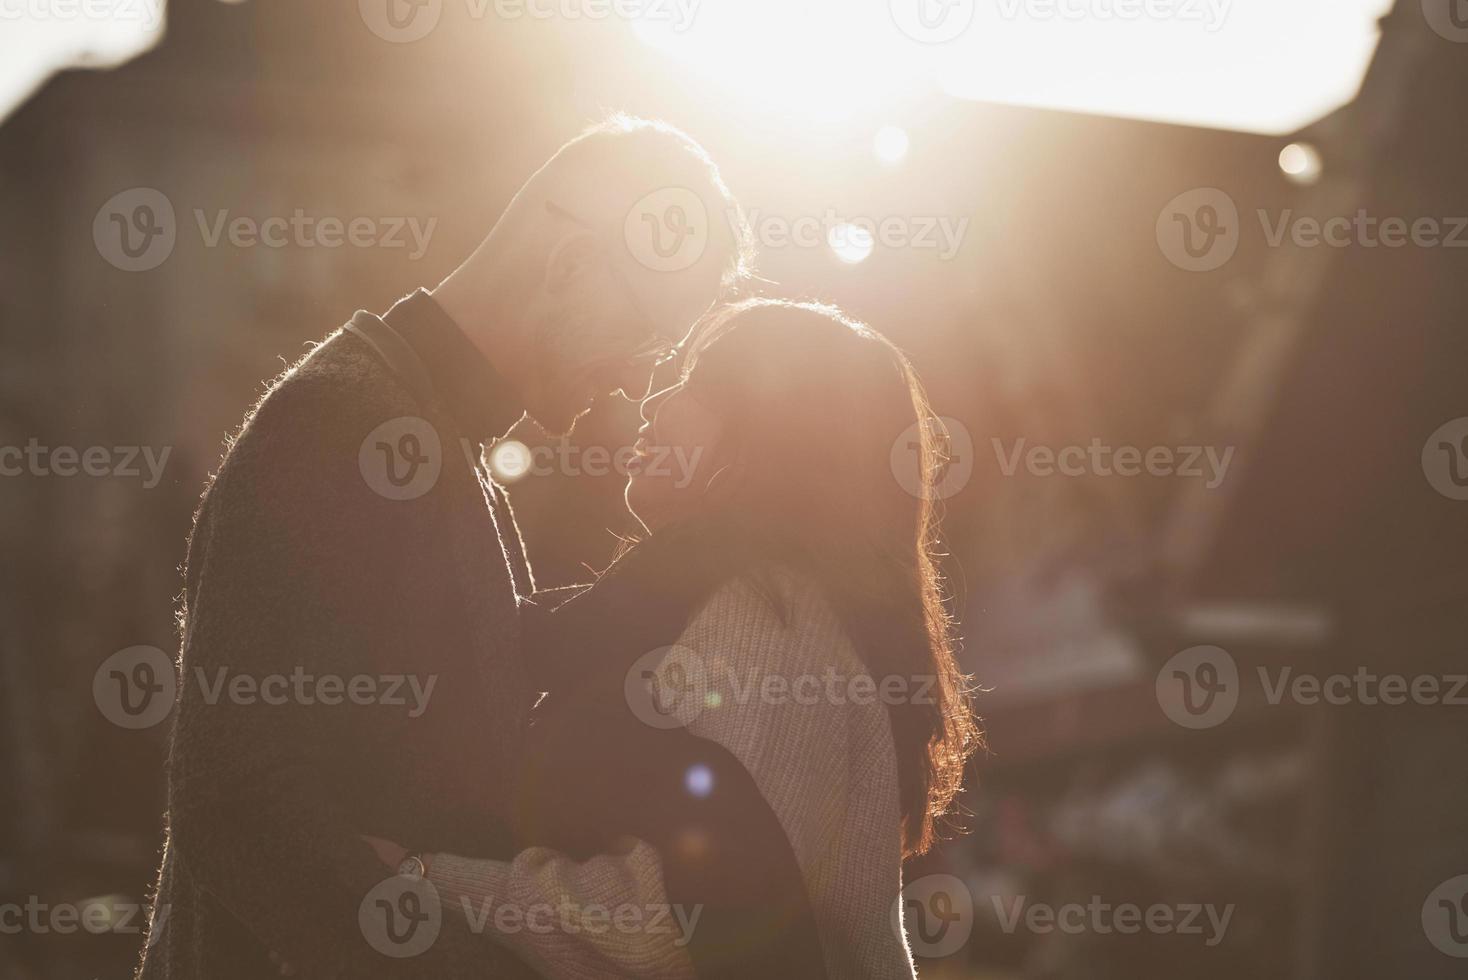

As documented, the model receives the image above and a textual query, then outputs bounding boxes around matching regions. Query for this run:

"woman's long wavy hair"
[670,298,982,857]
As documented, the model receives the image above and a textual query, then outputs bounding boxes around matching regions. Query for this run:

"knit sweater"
[430,572,919,979]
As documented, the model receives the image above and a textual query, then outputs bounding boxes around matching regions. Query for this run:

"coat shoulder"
[197,329,428,510]
[181,327,430,588]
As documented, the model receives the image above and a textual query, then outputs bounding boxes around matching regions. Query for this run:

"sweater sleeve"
[427,841,697,980]
[676,575,883,917]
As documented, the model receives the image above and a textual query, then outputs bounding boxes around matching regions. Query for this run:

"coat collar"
[381,288,524,443]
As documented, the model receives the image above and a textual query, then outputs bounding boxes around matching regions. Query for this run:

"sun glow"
[632,0,1394,134]
[828,222,876,264]
[0,10,163,124]
[874,125,911,165]
[630,1,927,124]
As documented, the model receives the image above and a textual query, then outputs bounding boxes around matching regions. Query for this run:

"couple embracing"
[138,114,980,980]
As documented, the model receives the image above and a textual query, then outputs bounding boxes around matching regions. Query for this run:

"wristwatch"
[397,852,427,879]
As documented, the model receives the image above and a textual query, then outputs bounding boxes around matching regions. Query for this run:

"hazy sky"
[0,1,163,123]
[1,0,1397,133]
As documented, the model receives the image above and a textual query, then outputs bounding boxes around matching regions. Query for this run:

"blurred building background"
[1,1,1466,978]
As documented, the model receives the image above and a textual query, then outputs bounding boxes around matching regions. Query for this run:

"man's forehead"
[626,260,722,345]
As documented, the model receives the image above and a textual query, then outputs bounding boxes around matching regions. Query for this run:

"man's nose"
[640,384,675,426]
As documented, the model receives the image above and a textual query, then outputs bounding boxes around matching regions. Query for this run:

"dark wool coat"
[138,291,542,979]
[138,291,826,980]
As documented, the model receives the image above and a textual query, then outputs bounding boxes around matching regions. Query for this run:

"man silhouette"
[138,115,748,979]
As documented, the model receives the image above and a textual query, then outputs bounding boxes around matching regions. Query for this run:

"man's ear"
[543,230,602,295]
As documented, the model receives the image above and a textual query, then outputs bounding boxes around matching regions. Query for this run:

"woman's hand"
[359,834,407,870]
[359,834,435,875]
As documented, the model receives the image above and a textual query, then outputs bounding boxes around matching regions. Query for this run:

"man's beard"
[524,307,599,438]
[525,397,590,440]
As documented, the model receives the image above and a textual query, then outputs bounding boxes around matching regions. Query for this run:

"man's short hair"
[535,113,753,294]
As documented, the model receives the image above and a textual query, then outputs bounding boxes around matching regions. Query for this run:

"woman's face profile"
[626,378,727,531]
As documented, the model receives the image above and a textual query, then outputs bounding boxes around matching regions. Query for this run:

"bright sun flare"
[632,0,1394,134]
